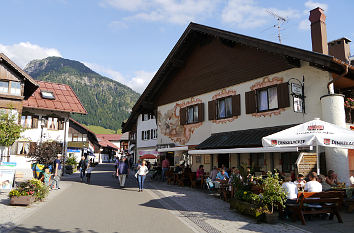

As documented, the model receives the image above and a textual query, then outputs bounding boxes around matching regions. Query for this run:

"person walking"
[86,162,92,184]
[117,157,129,188]
[51,154,62,190]
[78,156,88,182]
[161,157,170,182]
[136,160,149,192]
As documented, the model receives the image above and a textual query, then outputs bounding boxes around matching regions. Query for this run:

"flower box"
[230,198,263,219]
[10,195,35,206]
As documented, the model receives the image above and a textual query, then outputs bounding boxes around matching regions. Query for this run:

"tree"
[0,111,24,162]
[27,141,62,166]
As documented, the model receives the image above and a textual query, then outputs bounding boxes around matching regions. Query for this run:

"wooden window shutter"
[179,107,186,125]
[141,131,144,140]
[32,116,39,129]
[208,100,216,120]
[198,103,204,122]
[232,94,241,116]
[29,142,37,154]
[245,91,257,114]
[58,119,65,130]
[277,82,290,108]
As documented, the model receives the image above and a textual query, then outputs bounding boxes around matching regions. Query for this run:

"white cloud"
[299,1,328,30]
[221,0,300,29]
[304,0,328,13]
[0,42,62,68]
[109,20,129,30]
[103,0,218,25]
[84,62,155,93]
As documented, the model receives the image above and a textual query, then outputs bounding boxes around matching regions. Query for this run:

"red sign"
[308,125,324,130]
[324,138,330,145]
[271,140,277,146]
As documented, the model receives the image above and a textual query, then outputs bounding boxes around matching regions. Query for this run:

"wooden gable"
[0,63,22,82]
[156,38,295,106]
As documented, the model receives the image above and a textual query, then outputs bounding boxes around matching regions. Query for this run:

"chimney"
[309,7,328,54]
[328,38,351,63]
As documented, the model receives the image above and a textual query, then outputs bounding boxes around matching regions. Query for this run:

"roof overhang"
[188,147,299,154]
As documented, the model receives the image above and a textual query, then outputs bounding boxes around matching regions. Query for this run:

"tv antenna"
[266,10,287,44]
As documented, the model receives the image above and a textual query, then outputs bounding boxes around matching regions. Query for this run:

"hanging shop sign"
[289,77,305,113]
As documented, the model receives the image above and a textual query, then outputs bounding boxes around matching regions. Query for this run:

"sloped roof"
[122,22,353,132]
[0,53,39,98]
[98,139,119,150]
[23,81,87,114]
[96,134,122,141]
[196,124,296,149]
[69,118,98,146]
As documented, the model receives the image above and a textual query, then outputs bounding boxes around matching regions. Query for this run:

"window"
[0,81,9,94]
[10,82,21,96]
[217,97,232,119]
[17,142,30,155]
[46,117,64,130]
[0,108,19,121]
[146,130,150,140]
[142,114,149,121]
[246,83,289,114]
[41,91,55,99]
[186,105,199,124]
[257,86,278,112]
[72,134,79,142]
[21,115,32,128]
[82,134,87,142]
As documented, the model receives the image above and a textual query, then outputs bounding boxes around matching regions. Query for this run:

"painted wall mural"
[158,98,203,145]
[212,88,238,124]
[250,77,286,118]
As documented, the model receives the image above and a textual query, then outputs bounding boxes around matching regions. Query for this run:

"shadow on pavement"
[2,222,115,233]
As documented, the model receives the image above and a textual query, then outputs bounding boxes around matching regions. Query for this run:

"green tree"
[0,111,24,162]
[27,141,62,166]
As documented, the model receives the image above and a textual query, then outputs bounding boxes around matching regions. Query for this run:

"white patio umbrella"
[262,118,354,174]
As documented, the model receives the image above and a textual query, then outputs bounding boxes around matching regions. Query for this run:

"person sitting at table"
[317,174,331,191]
[293,174,306,190]
[326,170,338,187]
[196,165,204,181]
[304,172,322,192]
[210,166,218,181]
[216,169,229,181]
[282,175,298,203]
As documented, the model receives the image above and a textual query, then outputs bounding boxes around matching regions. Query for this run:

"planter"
[10,196,35,206]
[263,212,279,224]
[230,198,263,219]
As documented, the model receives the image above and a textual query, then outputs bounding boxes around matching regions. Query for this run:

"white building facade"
[136,113,158,161]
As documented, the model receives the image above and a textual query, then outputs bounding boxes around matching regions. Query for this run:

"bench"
[287,192,343,225]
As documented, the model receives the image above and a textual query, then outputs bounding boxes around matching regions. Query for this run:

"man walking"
[51,154,62,189]
[78,156,88,182]
[117,157,129,188]
[161,157,170,182]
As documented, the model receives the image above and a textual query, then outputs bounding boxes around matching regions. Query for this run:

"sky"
[0,0,353,93]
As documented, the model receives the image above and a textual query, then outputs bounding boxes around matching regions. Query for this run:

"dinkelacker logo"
[307,125,324,130]
[271,140,277,146]
[324,138,330,145]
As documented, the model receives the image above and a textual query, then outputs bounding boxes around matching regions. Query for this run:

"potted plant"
[8,179,49,206]
[261,172,286,224]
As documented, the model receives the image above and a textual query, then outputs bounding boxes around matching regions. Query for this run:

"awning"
[188,147,299,155]
[158,146,189,152]
[196,124,296,149]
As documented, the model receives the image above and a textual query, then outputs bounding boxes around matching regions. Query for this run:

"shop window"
[10,81,21,96]
[0,81,9,94]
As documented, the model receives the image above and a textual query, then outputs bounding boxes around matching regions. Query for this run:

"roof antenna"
[266,10,287,44]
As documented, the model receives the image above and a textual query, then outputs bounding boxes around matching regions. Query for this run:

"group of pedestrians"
[78,156,93,183]
[114,156,149,192]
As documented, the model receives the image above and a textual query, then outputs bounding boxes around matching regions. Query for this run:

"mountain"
[24,57,140,131]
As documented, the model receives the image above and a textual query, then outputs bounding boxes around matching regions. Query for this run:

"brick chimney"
[328,38,351,63]
[309,7,328,54]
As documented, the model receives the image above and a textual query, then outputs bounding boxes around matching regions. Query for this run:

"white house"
[136,113,158,161]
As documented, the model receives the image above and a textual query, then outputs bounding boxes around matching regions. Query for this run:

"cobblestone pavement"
[144,180,308,233]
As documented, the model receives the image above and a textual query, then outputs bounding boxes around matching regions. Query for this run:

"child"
[43,168,52,187]
[86,163,92,184]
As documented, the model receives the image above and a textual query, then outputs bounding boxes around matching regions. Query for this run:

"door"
[218,154,229,169]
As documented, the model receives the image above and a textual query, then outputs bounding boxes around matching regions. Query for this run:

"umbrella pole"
[316,145,320,175]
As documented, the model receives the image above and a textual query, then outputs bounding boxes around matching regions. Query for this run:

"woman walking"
[136,160,149,192]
